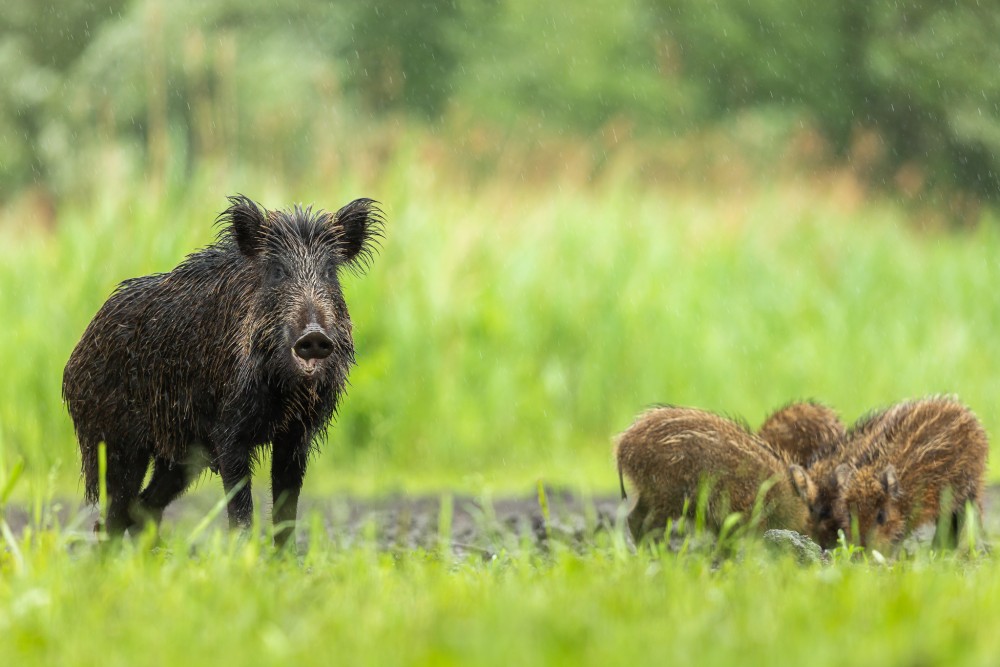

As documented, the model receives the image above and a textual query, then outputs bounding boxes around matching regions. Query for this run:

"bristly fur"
[215,194,385,274]
[63,194,384,542]
[615,406,809,544]
[757,400,846,467]
[789,395,988,549]
[647,403,755,437]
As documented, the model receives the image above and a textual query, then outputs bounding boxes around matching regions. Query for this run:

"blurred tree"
[341,0,461,117]
[0,0,127,194]
[37,0,352,190]
[650,0,863,147]
[0,0,997,204]
[452,0,694,131]
[865,1,1000,196]
[649,0,1000,198]
[0,0,128,70]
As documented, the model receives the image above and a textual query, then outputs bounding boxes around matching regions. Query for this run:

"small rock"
[763,529,826,564]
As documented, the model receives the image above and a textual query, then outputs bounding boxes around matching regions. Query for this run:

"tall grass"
[1,148,999,501]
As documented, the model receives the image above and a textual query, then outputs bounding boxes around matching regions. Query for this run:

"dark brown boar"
[615,406,808,544]
[789,396,988,550]
[62,195,383,546]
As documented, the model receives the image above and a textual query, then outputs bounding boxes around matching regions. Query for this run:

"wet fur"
[615,406,808,543]
[63,195,384,543]
[790,396,988,549]
[757,401,846,466]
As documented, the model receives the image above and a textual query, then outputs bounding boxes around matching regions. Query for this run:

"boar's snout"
[293,325,334,362]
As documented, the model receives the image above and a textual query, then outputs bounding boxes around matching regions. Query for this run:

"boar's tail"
[78,435,101,505]
[618,461,628,501]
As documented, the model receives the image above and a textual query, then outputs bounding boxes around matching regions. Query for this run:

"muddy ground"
[5,485,1000,556]
[3,488,624,557]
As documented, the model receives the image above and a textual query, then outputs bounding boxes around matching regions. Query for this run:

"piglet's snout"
[293,324,334,361]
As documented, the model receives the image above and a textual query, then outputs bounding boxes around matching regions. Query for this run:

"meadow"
[4,529,1000,667]
[2,144,1000,665]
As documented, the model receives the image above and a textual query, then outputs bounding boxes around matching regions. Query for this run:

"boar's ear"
[881,465,901,500]
[219,194,268,257]
[788,465,817,504]
[331,198,385,273]
[833,463,854,491]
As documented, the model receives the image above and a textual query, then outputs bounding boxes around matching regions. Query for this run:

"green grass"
[2,523,999,667]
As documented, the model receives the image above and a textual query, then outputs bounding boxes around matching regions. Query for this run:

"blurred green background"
[3,0,999,205]
[1,0,999,499]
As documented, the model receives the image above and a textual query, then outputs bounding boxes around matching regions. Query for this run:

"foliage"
[343,0,461,116]
[451,0,689,131]
[655,0,1000,196]
[1,0,998,202]
[864,3,1000,194]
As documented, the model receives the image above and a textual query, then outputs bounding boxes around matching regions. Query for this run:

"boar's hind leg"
[271,429,310,549]
[136,456,204,527]
[104,447,151,537]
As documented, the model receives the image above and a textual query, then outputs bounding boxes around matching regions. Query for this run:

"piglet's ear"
[881,465,901,500]
[833,463,854,491]
[331,198,385,273]
[219,194,268,257]
[788,465,817,504]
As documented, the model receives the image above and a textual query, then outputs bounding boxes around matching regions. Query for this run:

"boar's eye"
[876,509,887,526]
[268,263,289,283]
[323,263,338,282]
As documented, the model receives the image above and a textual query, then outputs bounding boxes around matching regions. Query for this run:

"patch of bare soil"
[1,488,625,557]
[5,485,999,556]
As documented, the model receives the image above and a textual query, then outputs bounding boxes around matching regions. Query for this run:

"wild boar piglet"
[617,406,808,544]
[789,397,988,549]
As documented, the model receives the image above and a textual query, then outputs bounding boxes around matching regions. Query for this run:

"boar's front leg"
[215,442,255,532]
[271,427,310,549]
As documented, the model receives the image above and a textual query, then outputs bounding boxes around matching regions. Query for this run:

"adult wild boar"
[63,195,383,546]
